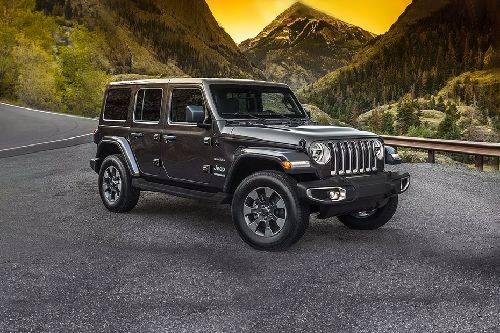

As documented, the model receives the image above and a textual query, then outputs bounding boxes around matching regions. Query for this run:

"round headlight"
[374,140,384,160]
[309,142,331,165]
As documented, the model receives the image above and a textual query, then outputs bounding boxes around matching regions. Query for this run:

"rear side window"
[104,89,131,121]
[134,89,163,123]
[170,89,204,123]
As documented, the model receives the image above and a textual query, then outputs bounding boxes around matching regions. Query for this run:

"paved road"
[0,143,499,333]
[0,103,97,154]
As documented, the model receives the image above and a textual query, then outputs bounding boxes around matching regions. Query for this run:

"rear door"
[129,86,167,178]
[161,86,213,185]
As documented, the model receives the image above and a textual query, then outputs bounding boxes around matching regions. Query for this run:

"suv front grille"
[328,140,380,176]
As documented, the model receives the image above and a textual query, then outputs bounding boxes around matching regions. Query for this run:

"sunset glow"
[206,0,412,43]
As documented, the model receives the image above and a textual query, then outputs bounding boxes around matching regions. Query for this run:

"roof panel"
[108,78,289,88]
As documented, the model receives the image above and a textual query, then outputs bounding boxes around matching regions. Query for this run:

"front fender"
[223,147,317,192]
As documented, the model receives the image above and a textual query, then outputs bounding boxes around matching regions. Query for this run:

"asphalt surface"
[0,141,499,332]
[0,103,97,153]
[0,104,499,332]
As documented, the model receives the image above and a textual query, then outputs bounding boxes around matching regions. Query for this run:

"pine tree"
[396,101,420,135]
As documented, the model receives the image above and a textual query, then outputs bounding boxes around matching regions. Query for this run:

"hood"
[221,123,378,147]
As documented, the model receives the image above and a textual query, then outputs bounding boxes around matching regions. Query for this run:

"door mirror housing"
[186,105,205,123]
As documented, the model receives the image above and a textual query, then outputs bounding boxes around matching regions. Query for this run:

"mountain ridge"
[240,1,374,89]
[37,0,263,79]
[300,0,498,131]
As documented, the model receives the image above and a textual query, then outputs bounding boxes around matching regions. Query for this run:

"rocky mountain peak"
[239,2,374,89]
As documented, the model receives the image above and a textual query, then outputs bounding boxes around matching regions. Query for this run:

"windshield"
[210,84,306,120]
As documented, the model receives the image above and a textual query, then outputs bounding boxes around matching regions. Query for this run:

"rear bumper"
[297,172,410,219]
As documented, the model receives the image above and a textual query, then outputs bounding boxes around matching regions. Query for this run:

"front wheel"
[232,171,310,251]
[338,195,398,230]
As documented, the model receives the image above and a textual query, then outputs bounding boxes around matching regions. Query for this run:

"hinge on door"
[203,137,212,146]
[153,159,162,167]
[202,165,211,173]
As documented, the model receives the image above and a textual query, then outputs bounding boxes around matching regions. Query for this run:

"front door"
[129,87,167,178]
[161,86,213,185]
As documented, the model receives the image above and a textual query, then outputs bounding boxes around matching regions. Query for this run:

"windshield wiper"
[221,112,261,119]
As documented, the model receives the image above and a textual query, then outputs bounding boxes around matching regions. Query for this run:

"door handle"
[130,132,144,139]
[163,135,177,143]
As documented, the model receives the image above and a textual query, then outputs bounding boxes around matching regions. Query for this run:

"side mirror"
[385,146,402,165]
[186,105,205,123]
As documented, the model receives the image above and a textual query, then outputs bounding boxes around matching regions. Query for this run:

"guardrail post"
[474,155,484,171]
[493,157,499,171]
[427,150,435,164]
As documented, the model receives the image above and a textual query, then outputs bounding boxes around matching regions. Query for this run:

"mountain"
[239,2,374,89]
[35,0,262,79]
[0,1,264,117]
[300,0,498,130]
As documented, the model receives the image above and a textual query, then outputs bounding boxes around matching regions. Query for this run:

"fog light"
[329,188,346,201]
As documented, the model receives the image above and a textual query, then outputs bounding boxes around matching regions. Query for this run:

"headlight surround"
[374,140,384,160]
[309,142,331,165]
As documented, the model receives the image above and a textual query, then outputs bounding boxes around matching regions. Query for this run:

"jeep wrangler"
[91,79,410,251]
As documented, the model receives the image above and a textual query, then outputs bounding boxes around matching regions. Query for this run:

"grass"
[397,148,499,172]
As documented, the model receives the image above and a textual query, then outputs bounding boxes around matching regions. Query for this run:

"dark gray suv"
[91,78,410,251]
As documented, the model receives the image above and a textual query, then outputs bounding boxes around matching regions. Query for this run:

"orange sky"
[206,0,412,43]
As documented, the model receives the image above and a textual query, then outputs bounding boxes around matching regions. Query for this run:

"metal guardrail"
[381,136,500,171]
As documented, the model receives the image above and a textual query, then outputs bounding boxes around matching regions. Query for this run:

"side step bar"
[132,179,230,204]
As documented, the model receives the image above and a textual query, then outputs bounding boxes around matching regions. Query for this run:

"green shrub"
[406,124,435,138]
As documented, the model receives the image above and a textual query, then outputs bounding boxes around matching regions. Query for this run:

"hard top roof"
[108,78,289,88]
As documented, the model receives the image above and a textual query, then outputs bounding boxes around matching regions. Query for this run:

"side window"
[104,89,131,121]
[134,89,162,123]
[170,89,204,123]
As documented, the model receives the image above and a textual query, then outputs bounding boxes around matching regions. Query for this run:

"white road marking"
[0,102,98,121]
[0,133,93,153]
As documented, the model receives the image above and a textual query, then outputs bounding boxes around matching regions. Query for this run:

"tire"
[232,171,310,251]
[98,154,140,213]
[338,195,398,230]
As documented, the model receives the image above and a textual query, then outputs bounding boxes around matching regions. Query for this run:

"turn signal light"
[281,161,293,170]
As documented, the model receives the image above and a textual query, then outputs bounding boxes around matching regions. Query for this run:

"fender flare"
[223,147,315,192]
[97,136,140,177]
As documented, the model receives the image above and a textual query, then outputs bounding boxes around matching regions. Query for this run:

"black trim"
[132,179,230,204]
[90,158,100,173]
[297,172,410,219]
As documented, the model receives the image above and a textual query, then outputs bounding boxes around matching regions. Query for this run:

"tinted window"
[262,92,295,115]
[170,89,204,123]
[104,89,131,121]
[134,89,162,122]
[210,85,305,119]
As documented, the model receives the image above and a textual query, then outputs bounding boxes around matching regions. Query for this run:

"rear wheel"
[232,171,309,251]
[98,154,140,213]
[338,195,398,230]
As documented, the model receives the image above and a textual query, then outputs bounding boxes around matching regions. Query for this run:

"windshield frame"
[208,83,308,121]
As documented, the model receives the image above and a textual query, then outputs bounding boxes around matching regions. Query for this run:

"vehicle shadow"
[114,193,499,277]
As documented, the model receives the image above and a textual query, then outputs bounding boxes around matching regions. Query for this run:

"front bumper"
[297,172,410,219]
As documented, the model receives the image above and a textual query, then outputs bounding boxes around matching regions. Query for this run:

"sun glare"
[206,0,411,43]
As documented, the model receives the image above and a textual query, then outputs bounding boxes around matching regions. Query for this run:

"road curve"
[0,143,498,332]
[0,103,97,155]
